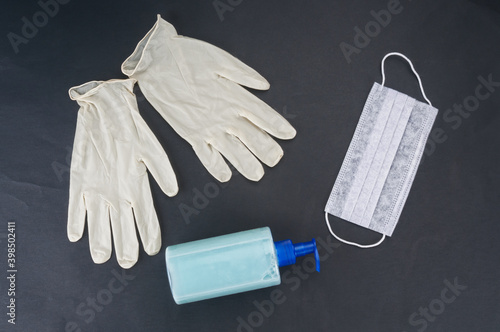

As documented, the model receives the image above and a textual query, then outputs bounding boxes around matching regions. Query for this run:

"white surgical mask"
[325,52,438,248]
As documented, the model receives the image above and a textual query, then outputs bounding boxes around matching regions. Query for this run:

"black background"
[1,0,500,331]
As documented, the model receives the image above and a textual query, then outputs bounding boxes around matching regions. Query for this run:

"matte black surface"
[1,0,499,331]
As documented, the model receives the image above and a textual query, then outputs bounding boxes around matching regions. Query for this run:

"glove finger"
[110,201,139,269]
[67,112,89,242]
[230,118,284,167]
[133,107,179,197]
[192,142,232,182]
[86,194,112,264]
[196,39,270,90]
[132,177,162,256]
[212,133,264,182]
[225,83,297,140]
[67,190,85,242]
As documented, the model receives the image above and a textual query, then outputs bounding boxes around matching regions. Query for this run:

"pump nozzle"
[274,239,320,272]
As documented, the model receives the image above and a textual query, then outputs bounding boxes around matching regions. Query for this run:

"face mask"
[325,52,438,248]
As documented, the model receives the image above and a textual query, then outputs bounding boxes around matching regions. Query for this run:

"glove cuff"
[121,14,178,77]
[68,79,136,101]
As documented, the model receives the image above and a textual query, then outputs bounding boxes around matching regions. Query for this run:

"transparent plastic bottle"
[165,227,319,304]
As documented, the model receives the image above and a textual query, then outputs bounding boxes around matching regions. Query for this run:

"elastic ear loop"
[325,212,385,248]
[381,52,433,106]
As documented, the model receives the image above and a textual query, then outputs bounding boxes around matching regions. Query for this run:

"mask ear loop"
[325,212,385,248]
[381,52,433,106]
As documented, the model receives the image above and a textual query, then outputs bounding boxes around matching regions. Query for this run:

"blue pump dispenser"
[274,239,320,272]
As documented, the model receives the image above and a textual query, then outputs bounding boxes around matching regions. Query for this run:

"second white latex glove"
[68,79,178,268]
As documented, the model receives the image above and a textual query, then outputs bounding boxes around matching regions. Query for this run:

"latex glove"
[121,15,296,182]
[67,79,178,269]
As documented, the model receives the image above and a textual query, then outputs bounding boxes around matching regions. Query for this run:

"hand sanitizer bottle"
[165,227,320,304]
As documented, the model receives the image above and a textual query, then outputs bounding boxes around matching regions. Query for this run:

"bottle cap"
[274,239,320,272]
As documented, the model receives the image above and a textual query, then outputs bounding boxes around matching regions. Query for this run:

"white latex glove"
[121,15,296,182]
[67,79,178,269]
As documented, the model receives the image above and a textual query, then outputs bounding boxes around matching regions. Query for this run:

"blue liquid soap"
[165,227,319,304]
